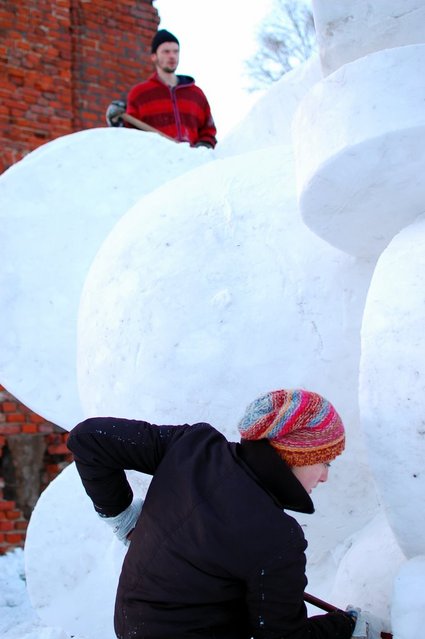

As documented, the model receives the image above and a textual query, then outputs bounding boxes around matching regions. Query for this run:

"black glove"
[106,100,127,127]
[327,610,357,636]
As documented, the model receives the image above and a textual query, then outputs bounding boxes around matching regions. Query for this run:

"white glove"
[106,99,126,127]
[99,498,144,545]
[346,606,369,638]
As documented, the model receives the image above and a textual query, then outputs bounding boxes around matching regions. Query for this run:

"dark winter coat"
[68,418,354,639]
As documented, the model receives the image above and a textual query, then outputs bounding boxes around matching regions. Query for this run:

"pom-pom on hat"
[238,389,345,467]
[151,29,180,53]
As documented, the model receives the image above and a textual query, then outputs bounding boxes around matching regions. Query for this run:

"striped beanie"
[238,389,345,467]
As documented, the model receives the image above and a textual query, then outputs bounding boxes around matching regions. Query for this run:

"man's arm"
[67,417,189,517]
[194,89,217,148]
[196,110,217,148]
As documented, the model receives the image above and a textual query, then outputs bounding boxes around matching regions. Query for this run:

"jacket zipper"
[170,86,183,141]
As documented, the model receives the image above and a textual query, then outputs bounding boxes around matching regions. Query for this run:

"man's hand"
[106,100,127,127]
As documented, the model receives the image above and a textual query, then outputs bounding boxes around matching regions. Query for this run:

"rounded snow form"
[77,145,378,554]
[21,123,378,639]
[328,512,405,636]
[312,1,425,75]
[293,45,425,258]
[391,556,425,639]
[25,463,150,639]
[0,128,212,428]
[216,54,322,157]
[360,214,425,558]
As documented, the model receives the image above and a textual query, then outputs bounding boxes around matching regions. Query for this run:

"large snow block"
[359,214,425,558]
[77,146,379,555]
[312,0,425,75]
[25,463,150,639]
[391,557,425,639]
[0,128,212,428]
[293,45,425,258]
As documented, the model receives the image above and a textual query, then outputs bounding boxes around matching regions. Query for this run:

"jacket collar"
[236,439,314,514]
[150,72,194,88]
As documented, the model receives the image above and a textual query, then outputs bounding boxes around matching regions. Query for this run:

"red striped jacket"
[126,73,217,148]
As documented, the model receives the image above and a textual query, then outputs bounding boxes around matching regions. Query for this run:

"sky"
[153,0,273,138]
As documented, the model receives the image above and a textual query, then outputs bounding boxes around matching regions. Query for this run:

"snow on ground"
[0,549,69,639]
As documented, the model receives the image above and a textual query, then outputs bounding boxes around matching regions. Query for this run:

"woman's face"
[291,463,330,494]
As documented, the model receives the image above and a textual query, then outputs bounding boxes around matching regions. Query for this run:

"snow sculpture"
[11,3,425,636]
[216,54,322,157]
[312,0,425,76]
[25,463,150,639]
[359,215,425,557]
[289,2,425,635]
[391,556,425,639]
[329,513,405,626]
[0,129,212,428]
[25,464,119,639]
[293,44,425,258]
[77,145,378,551]
[22,142,379,639]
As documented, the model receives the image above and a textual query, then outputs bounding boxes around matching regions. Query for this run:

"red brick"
[29,413,45,424]
[37,423,54,433]
[0,424,21,434]
[14,520,29,531]
[5,532,25,544]
[22,424,38,433]
[47,443,69,455]
[1,401,17,412]
[0,501,16,511]
[5,413,25,423]
[0,520,14,531]
[5,510,22,520]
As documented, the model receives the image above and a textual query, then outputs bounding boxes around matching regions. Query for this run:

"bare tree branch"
[245,0,316,92]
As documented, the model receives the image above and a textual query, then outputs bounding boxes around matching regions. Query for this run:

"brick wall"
[0,0,159,173]
[0,384,73,554]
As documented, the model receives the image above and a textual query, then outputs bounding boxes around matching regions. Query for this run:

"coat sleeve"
[196,93,217,148]
[245,549,354,639]
[67,417,190,517]
[126,85,142,124]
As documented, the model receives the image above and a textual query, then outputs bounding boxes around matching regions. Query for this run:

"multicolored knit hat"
[238,389,345,466]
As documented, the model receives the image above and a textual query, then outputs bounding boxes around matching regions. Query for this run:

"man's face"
[152,42,179,73]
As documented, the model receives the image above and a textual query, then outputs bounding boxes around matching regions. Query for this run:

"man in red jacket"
[107,29,217,148]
